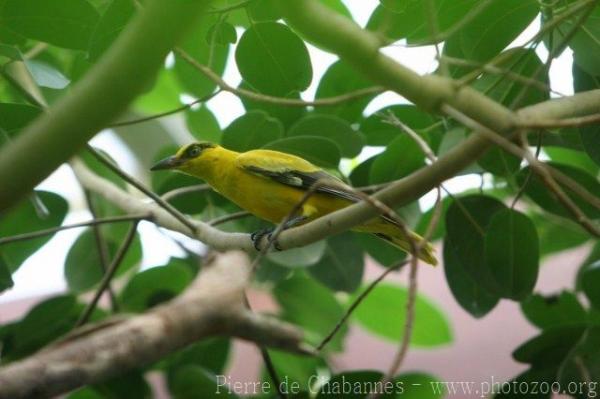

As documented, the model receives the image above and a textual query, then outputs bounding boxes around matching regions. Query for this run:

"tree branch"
[0,251,310,399]
[0,0,214,212]
[174,47,383,107]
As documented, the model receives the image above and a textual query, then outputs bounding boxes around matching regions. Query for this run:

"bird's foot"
[251,228,282,252]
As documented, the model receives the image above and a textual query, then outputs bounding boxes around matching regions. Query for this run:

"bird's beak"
[150,156,181,171]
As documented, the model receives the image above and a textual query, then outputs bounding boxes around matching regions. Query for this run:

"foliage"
[1,0,600,397]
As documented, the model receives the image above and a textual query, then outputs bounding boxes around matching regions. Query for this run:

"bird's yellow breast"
[215,165,350,223]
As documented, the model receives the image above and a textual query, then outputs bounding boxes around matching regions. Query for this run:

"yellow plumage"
[151,142,437,265]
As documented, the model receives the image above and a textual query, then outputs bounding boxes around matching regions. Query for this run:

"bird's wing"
[235,149,361,203]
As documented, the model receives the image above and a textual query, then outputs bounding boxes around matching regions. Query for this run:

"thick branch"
[0,251,308,399]
[0,0,212,212]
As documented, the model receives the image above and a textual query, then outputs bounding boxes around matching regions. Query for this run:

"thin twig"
[0,214,148,245]
[174,47,383,107]
[517,113,600,129]
[109,90,221,127]
[206,0,252,14]
[76,221,140,327]
[317,260,409,351]
[161,184,211,202]
[209,211,252,226]
[440,56,562,96]
[242,294,287,399]
[381,111,437,161]
[82,189,119,312]
[511,131,542,209]
[85,146,198,233]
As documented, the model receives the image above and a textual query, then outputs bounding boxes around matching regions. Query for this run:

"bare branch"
[0,214,148,245]
[108,90,221,127]
[0,251,310,399]
[76,221,140,327]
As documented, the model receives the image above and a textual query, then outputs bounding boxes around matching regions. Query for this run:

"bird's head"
[150,142,219,175]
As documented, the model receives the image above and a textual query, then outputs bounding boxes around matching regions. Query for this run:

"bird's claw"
[250,228,282,251]
[267,233,283,251]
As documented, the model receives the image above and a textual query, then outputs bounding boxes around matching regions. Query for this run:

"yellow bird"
[151,142,437,265]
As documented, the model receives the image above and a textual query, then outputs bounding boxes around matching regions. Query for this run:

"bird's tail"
[355,221,438,266]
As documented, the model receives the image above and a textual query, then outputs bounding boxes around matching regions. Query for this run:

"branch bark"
[0,251,309,399]
[0,0,213,212]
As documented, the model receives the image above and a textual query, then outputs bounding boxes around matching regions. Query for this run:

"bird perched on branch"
[151,142,437,265]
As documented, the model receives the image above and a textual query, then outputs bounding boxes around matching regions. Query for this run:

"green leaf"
[247,0,282,22]
[520,292,587,329]
[573,63,600,167]
[349,155,377,187]
[357,233,407,267]
[0,0,100,50]
[239,81,306,128]
[315,60,378,122]
[369,134,426,184]
[64,228,142,292]
[473,48,549,108]
[532,212,589,257]
[164,337,230,375]
[443,236,500,318]
[484,208,539,300]
[516,162,600,220]
[256,257,293,283]
[174,14,229,98]
[0,43,22,61]
[556,326,600,394]
[576,242,600,292]
[582,260,600,310]
[120,262,194,312]
[267,240,326,268]
[7,295,105,361]
[134,67,184,114]
[566,7,600,77]
[513,325,586,367]
[0,256,14,293]
[352,282,452,347]
[459,0,539,63]
[287,114,364,158]
[274,273,347,351]
[186,105,222,143]
[445,195,507,292]
[320,0,352,18]
[262,349,328,392]
[0,103,42,138]
[545,146,599,177]
[0,191,68,272]
[221,110,284,151]
[92,371,151,399]
[263,136,341,169]
[24,60,70,89]
[168,365,239,399]
[307,232,364,293]
[206,21,237,45]
[235,22,312,95]
[88,0,135,61]
[360,105,439,147]
[414,196,451,242]
[367,0,478,44]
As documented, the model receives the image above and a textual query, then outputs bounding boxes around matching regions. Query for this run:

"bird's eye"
[188,146,200,158]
